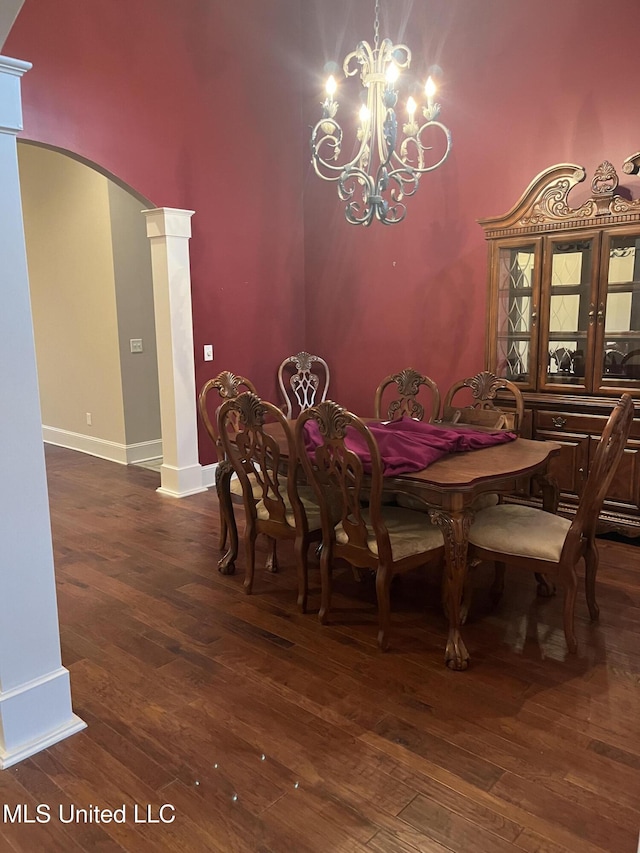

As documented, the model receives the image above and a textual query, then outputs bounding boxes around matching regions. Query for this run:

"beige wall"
[18,143,160,459]
[109,181,161,446]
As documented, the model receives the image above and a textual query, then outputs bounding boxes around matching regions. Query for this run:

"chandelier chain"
[374,0,380,51]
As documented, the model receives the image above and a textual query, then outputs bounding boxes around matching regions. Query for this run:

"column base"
[157,463,206,498]
[1,715,86,770]
[0,667,87,769]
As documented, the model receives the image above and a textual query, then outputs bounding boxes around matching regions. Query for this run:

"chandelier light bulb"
[385,62,399,85]
[425,75,436,108]
[359,104,370,124]
[406,96,416,117]
[325,75,337,98]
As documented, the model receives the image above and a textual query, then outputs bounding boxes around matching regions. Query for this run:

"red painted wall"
[5,0,306,463]
[6,0,640,461]
[301,0,640,417]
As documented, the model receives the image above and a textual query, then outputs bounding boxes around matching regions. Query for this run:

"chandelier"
[310,0,452,226]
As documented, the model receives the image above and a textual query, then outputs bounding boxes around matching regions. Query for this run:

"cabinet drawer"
[536,409,640,439]
[536,411,607,436]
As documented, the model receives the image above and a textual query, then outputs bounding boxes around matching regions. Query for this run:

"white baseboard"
[0,667,87,769]
[201,462,218,488]
[42,426,162,466]
[125,439,163,464]
[1,714,86,769]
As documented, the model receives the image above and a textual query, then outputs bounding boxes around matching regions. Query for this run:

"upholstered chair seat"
[469,503,571,563]
[336,505,443,560]
[257,486,321,529]
[231,469,289,502]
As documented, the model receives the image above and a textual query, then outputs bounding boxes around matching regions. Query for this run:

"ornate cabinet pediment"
[479,156,640,238]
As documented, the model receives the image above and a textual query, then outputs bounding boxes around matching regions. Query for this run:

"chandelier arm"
[375,167,408,224]
[343,40,375,81]
[377,203,407,225]
[380,40,411,70]
[311,118,374,179]
[386,167,419,200]
[339,166,376,226]
[393,120,453,174]
[337,163,409,226]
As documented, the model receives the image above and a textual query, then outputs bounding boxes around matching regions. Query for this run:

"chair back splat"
[296,400,444,650]
[374,368,440,423]
[277,352,330,419]
[219,392,321,611]
[442,370,524,433]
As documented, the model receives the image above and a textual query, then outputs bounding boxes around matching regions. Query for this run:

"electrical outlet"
[86,413,92,425]
[130,338,143,353]
[204,344,213,361]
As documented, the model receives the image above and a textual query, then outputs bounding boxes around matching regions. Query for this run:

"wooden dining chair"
[621,349,640,380]
[374,368,441,423]
[218,391,322,612]
[295,400,444,650]
[277,351,330,418]
[468,394,634,653]
[441,370,524,433]
[198,371,257,554]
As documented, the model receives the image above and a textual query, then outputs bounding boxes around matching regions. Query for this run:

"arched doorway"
[18,141,163,468]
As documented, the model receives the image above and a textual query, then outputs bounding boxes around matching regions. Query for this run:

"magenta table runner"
[302,417,517,476]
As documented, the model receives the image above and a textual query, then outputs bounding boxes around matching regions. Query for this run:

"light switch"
[204,344,213,361]
[130,338,143,353]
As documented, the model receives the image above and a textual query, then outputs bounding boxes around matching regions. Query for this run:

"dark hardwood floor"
[2,444,640,852]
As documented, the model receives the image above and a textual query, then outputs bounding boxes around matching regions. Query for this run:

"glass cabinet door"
[490,239,541,389]
[539,233,600,391]
[595,231,640,392]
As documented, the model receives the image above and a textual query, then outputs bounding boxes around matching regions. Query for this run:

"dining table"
[215,418,561,670]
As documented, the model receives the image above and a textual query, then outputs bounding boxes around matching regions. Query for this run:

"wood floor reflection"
[2,444,640,852]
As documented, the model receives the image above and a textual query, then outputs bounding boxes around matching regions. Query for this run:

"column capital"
[0,55,32,135]
[142,207,195,239]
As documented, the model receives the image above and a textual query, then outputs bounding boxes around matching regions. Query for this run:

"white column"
[143,208,205,497]
[0,55,85,769]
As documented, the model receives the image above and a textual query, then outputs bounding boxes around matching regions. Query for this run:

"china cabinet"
[480,154,640,535]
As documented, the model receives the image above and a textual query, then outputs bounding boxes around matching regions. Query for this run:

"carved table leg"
[430,509,472,671]
[534,470,559,514]
[216,460,237,574]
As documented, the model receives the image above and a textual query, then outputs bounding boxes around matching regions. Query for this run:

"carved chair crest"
[374,368,440,423]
